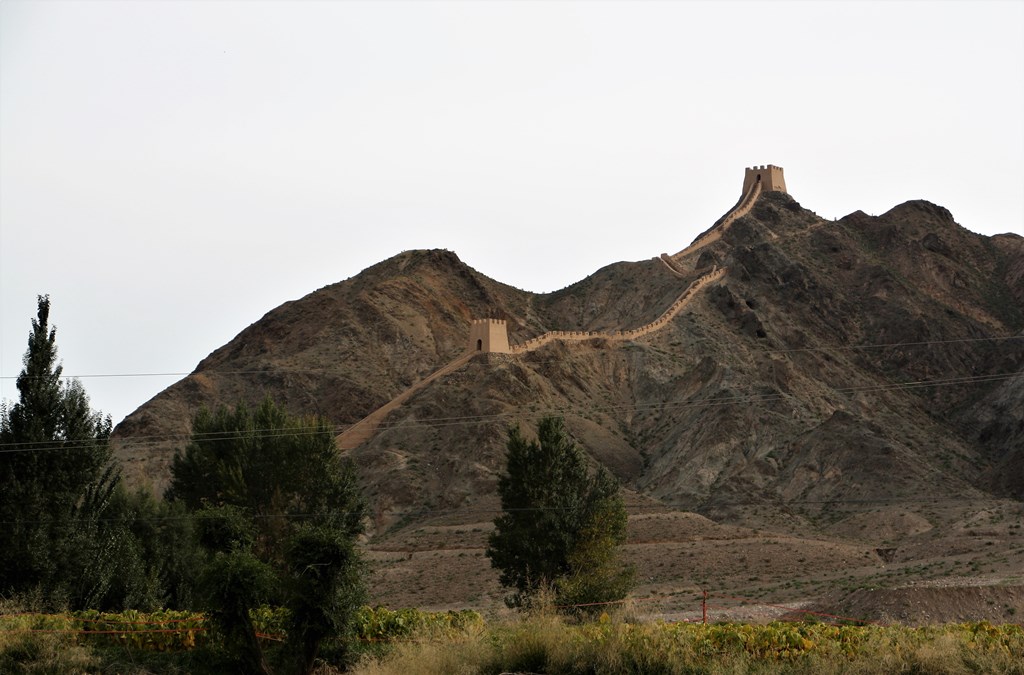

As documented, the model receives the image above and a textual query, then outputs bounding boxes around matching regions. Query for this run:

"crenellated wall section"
[336,166,784,450]
[335,266,727,450]
[664,179,763,268]
[509,266,725,352]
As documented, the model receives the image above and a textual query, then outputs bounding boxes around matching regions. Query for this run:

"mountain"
[111,180,1024,616]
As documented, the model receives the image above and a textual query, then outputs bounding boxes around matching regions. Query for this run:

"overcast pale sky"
[2,0,1022,427]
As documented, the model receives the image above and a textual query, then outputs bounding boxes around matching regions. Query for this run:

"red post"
[702,589,708,625]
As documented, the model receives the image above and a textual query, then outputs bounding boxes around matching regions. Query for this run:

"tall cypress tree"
[0,295,120,608]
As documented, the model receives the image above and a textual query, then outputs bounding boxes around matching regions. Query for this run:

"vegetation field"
[3,607,1023,674]
[356,616,1024,675]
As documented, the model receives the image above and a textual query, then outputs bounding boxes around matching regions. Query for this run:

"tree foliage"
[167,399,366,675]
[0,296,135,609]
[111,487,204,610]
[486,417,633,610]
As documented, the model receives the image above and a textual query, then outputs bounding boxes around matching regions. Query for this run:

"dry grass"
[3,600,1022,674]
[0,631,99,675]
[351,612,1024,675]
[352,613,567,675]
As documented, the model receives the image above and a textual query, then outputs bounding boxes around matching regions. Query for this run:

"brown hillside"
[111,185,1024,617]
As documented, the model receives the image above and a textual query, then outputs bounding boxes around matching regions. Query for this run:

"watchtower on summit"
[742,165,787,195]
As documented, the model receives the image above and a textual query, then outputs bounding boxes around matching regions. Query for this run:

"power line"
[1,369,1019,454]
[0,425,334,450]
[0,371,196,381]
[1,334,1021,381]
[369,370,1023,434]
[1,494,1019,527]
[766,334,1024,354]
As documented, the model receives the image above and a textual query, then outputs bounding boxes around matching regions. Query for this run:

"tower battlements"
[742,164,787,195]
[468,318,510,353]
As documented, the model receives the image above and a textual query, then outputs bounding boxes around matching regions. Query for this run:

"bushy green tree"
[167,399,366,675]
[0,296,134,608]
[111,487,203,609]
[486,416,633,611]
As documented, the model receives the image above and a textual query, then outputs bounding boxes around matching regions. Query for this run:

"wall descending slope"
[335,266,727,450]
[337,352,474,450]
[665,179,764,268]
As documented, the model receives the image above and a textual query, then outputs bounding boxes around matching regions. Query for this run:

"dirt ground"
[364,499,1024,625]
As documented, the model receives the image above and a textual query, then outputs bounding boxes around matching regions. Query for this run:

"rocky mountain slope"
[111,187,1024,616]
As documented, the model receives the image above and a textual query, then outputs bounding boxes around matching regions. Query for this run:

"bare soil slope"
[112,190,1024,620]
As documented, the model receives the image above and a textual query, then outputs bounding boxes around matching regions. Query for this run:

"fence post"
[702,590,708,625]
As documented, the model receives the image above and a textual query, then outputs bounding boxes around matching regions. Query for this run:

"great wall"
[336,166,785,451]
[507,266,726,353]
[658,163,784,277]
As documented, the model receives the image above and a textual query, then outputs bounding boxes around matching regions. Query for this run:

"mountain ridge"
[112,190,1023,504]
[110,186,1024,614]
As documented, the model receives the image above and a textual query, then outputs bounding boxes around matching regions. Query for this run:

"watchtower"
[742,165,787,195]
[468,319,510,354]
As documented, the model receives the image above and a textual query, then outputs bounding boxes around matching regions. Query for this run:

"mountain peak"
[111,176,1024,611]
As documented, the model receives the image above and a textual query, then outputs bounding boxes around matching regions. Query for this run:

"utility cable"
[1,494,1020,527]
[1,334,1021,381]
[1,368,1019,454]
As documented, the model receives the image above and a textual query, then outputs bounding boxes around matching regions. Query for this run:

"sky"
[2,0,1023,427]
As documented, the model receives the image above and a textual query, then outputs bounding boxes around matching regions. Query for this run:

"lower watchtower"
[468,319,510,354]
[742,165,787,195]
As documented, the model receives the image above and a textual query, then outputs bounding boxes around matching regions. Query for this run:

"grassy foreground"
[353,615,1024,675]
[2,608,1023,674]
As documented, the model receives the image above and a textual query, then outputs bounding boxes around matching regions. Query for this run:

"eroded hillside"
[112,188,1024,615]
[114,192,1023,506]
